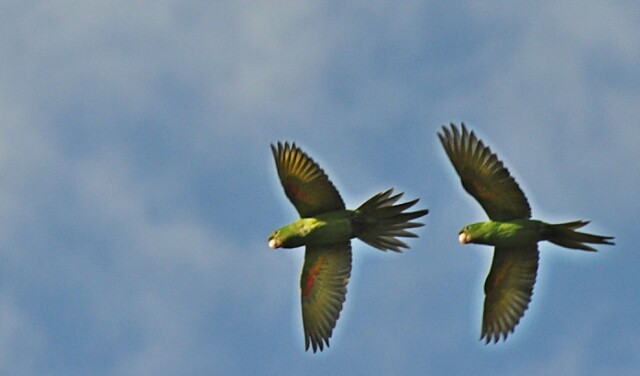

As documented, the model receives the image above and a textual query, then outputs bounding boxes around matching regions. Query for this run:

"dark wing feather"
[300,242,352,352]
[439,123,531,221]
[272,142,345,218]
[481,245,539,343]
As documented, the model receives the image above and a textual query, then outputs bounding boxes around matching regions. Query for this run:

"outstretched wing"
[481,245,539,343]
[300,242,352,352]
[272,142,345,218]
[438,123,531,221]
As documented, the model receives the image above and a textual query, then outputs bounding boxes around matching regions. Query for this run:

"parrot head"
[268,231,283,248]
[458,222,498,246]
[458,223,487,244]
[458,226,472,244]
[268,223,307,249]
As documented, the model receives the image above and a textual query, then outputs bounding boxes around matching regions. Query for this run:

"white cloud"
[0,1,637,374]
[447,1,639,218]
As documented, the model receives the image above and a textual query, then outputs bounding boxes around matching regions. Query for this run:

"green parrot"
[269,141,428,352]
[438,123,614,344]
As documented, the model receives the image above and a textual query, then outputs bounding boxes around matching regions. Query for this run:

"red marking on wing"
[302,257,324,298]
[285,182,312,204]
[492,270,506,289]
[490,259,513,290]
[471,180,495,202]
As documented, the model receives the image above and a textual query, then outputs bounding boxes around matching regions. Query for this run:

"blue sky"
[1,1,638,375]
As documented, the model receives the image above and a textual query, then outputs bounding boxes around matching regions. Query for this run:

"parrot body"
[459,220,543,247]
[439,123,614,343]
[269,141,428,352]
[461,219,610,251]
[269,210,354,249]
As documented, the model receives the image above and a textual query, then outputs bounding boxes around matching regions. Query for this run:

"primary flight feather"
[269,141,428,352]
[439,123,614,344]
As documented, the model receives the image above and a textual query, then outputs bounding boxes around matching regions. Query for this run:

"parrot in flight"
[269,141,428,352]
[438,123,614,344]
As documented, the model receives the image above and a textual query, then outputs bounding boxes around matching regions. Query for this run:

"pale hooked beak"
[458,232,470,244]
[268,238,279,249]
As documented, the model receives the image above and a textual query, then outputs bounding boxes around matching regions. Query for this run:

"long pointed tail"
[544,220,614,251]
[353,188,428,252]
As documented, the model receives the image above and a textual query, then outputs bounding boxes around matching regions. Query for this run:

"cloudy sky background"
[1,1,638,375]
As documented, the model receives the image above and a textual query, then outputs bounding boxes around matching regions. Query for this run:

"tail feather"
[353,188,428,252]
[545,220,614,251]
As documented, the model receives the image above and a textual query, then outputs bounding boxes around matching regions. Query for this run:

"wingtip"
[305,338,328,353]
[480,332,504,345]
[271,141,299,153]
